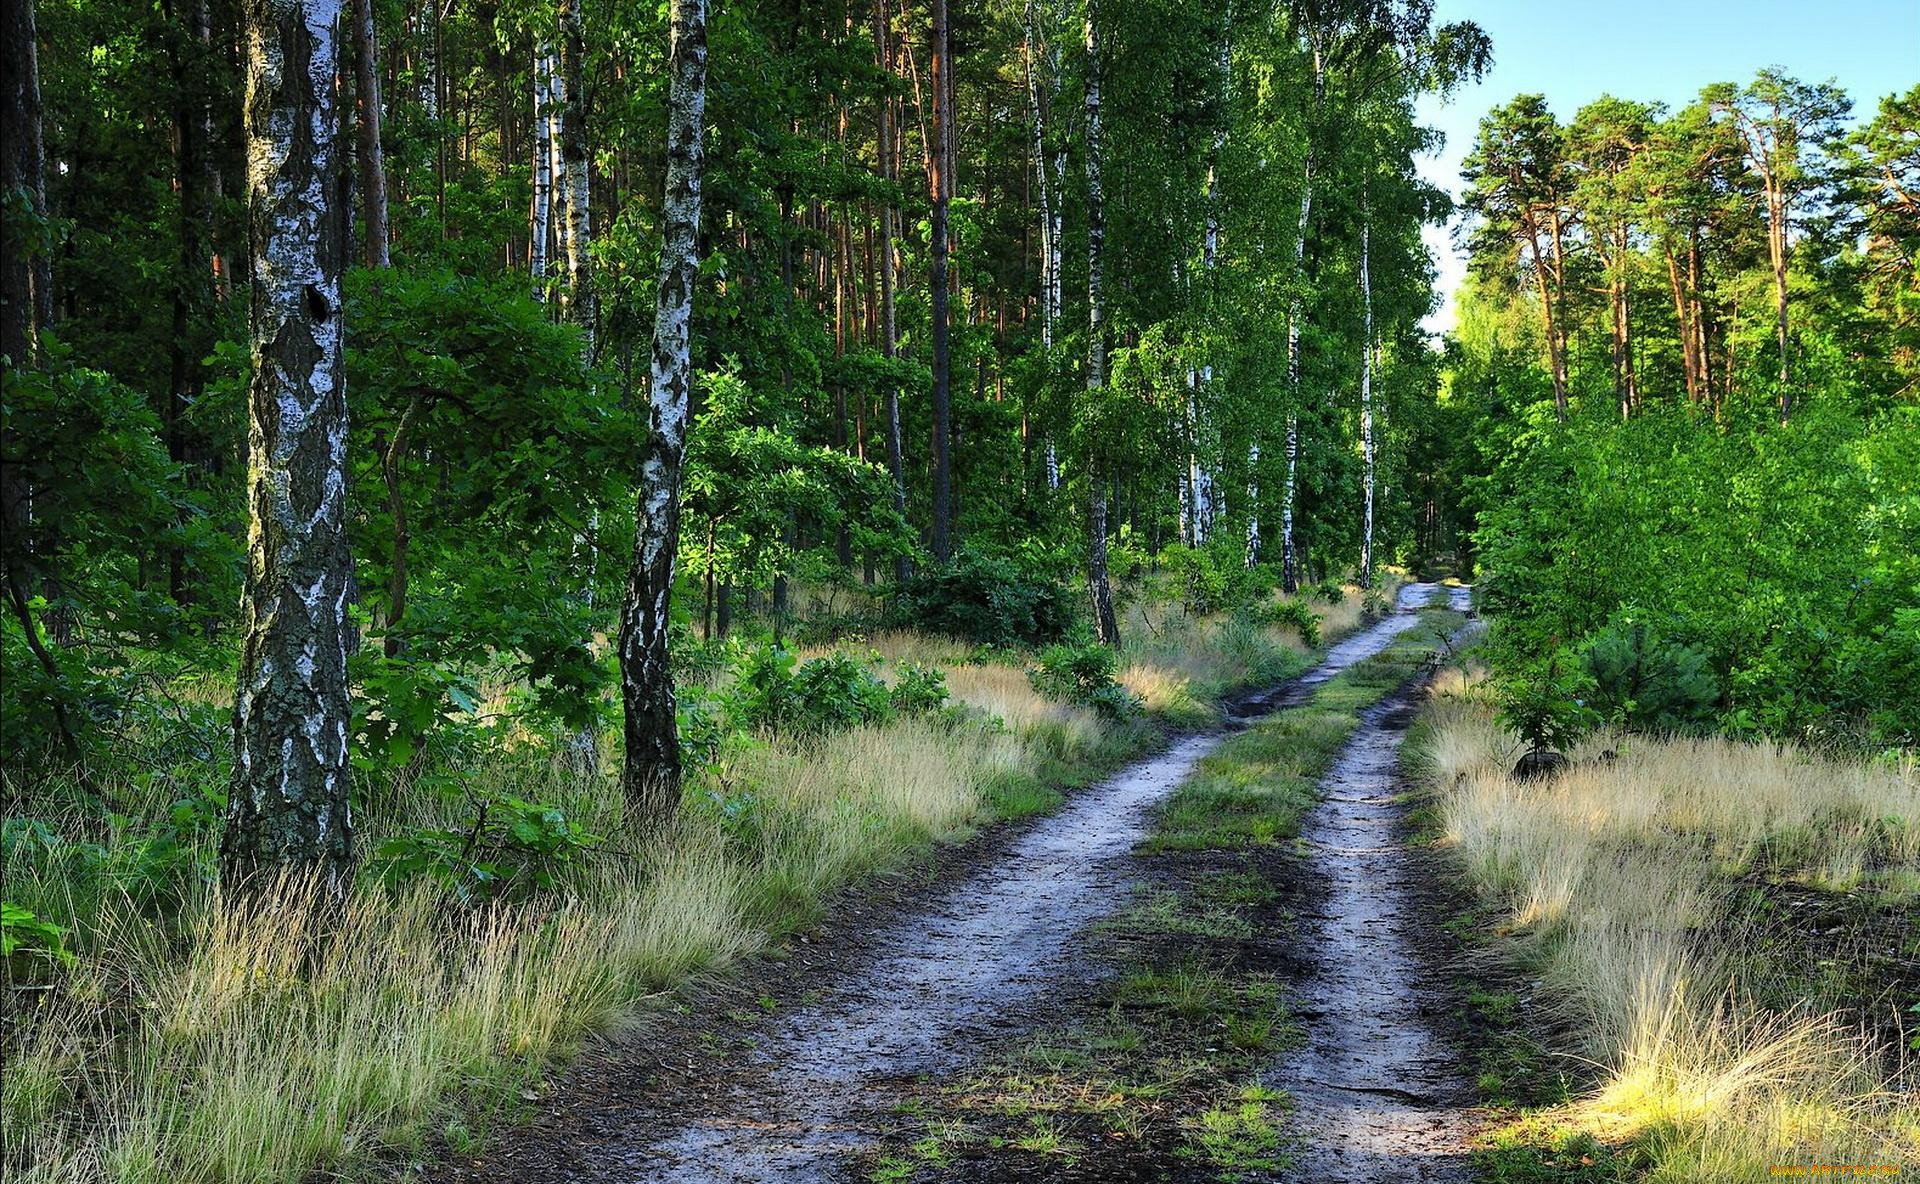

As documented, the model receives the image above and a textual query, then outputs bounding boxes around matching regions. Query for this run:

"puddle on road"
[623,583,1457,1183]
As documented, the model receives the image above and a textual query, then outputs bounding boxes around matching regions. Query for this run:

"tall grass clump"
[0,625,1119,1184]
[1419,667,1920,1179]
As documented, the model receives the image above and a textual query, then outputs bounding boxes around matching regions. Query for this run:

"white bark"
[1277,47,1322,591]
[557,0,594,358]
[224,0,355,887]
[1025,0,1063,493]
[619,0,707,819]
[531,47,555,298]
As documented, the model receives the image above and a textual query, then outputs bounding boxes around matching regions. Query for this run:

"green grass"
[862,605,1468,1182]
[1147,608,1464,853]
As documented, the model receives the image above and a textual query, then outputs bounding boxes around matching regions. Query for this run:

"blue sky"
[1413,0,1920,332]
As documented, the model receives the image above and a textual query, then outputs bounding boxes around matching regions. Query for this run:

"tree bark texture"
[222,0,357,892]
[619,0,708,822]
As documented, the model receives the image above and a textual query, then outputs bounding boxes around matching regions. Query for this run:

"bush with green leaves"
[1494,654,1600,753]
[1582,618,1720,733]
[1,903,75,982]
[371,795,602,904]
[1030,636,1139,719]
[1475,403,1920,746]
[1159,543,1270,615]
[888,663,951,717]
[1256,599,1322,647]
[889,548,1073,645]
[724,645,893,736]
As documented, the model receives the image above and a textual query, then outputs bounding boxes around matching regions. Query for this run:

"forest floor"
[425,584,1477,1183]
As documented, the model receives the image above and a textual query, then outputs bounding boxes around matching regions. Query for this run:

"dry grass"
[1421,670,1920,1179]
[1117,575,1405,725]
[2,628,1113,1184]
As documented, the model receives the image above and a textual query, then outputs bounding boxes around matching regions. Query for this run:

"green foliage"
[724,646,893,737]
[1475,403,1919,746]
[1,903,77,978]
[887,663,951,718]
[890,549,1074,646]
[1257,599,1322,647]
[1159,543,1269,615]
[371,796,602,904]
[1582,619,1719,733]
[1494,655,1600,753]
[1030,636,1138,720]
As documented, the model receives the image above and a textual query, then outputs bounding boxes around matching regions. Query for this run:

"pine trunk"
[352,0,390,267]
[875,0,909,585]
[928,0,953,564]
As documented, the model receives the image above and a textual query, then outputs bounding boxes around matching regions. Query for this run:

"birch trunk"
[531,47,555,298]
[1189,30,1227,547]
[557,0,594,360]
[1025,0,1065,494]
[221,0,356,890]
[618,0,708,821]
[1277,47,1320,589]
[351,0,389,267]
[1083,0,1118,647]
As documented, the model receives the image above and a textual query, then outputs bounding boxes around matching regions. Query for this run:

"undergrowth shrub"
[371,795,603,903]
[1031,636,1140,720]
[1583,618,1720,733]
[889,549,1072,645]
[725,646,892,736]
[888,663,951,717]
[1256,599,1322,647]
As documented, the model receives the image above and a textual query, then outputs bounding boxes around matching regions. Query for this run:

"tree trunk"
[1665,245,1698,403]
[3,0,47,366]
[927,0,953,564]
[531,46,555,298]
[1529,227,1567,420]
[1768,187,1790,419]
[875,0,909,586]
[1358,208,1375,590]
[1189,29,1227,548]
[352,0,390,267]
[1277,47,1320,589]
[1082,0,1118,647]
[221,0,356,892]
[618,0,708,823]
[558,0,595,359]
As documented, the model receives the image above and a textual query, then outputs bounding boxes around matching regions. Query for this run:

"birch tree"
[619,0,708,821]
[531,45,556,299]
[1083,0,1118,646]
[557,0,595,358]
[220,0,357,889]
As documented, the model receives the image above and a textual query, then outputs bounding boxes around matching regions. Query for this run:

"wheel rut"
[430,584,1459,1184]
[1260,583,1478,1182]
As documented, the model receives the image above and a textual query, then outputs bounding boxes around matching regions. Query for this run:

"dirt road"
[432,584,1468,1183]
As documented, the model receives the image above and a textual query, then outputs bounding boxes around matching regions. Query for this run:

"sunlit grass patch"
[1418,673,1920,1181]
